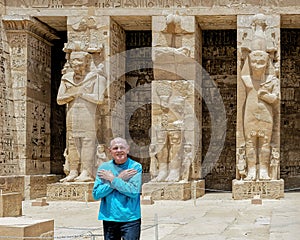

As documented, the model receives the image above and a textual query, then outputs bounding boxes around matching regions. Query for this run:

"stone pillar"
[2,16,59,176]
[233,14,284,199]
[142,14,204,200]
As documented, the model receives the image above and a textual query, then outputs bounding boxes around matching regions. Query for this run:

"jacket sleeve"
[92,167,114,200]
[110,164,142,198]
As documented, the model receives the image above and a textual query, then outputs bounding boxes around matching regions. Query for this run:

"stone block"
[32,198,49,207]
[0,192,22,217]
[0,176,24,199]
[0,218,54,240]
[47,182,95,201]
[141,195,154,205]
[25,175,61,200]
[251,195,262,205]
[142,182,192,200]
[232,179,284,200]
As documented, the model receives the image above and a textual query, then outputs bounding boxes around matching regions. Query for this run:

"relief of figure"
[240,14,280,181]
[149,143,159,179]
[57,51,106,182]
[270,147,280,180]
[236,144,247,180]
[180,143,192,182]
[151,84,185,182]
[95,144,107,168]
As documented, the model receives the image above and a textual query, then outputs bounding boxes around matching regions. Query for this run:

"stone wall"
[5,0,300,8]
[202,30,237,191]
[0,18,19,175]
[281,29,300,189]
[125,30,153,175]
[50,32,67,175]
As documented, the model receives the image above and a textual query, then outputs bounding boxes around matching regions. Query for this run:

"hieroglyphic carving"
[7,0,297,8]
[232,179,284,199]
[47,182,95,201]
[237,14,280,182]
[125,31,152,172]
[280,29,300,188]
[0,21,19,174]
[202,29,237,190]
[108,19,126,139]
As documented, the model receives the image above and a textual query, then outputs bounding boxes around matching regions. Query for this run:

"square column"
[142,14,204,200]
[2,16,59,175]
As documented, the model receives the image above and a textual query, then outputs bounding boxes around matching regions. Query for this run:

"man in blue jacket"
[93,137,142,240]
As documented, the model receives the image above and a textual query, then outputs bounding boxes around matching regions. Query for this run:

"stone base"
[0,175,60,200]
[0,218,54,239]
[32,197,49,207]
[142,180,205,200]
[25,174,61,200]
[0,192,22,217]
[47,182,95,201]
[232,179,284,200]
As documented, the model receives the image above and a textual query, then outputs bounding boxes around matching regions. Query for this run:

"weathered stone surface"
[0,192,22,217]
[47,182,95,201]
[25,175,60,200]
[232,179,284,200]
[0,176,24,199]
[0,218,54,240]
[142,182,192,200]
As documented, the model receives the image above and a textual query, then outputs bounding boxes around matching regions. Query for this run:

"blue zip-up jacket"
[92,158,142,222]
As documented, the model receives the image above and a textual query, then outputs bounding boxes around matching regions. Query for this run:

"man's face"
[109,140,129,165]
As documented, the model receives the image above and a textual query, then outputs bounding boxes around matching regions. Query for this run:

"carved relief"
[202,29,237,190]
[237,14,280,182]
[6,0,293,8]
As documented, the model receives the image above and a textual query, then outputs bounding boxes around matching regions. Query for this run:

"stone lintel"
[2,15,60,42]
[142,180,205,200]
[0,218,54,239]
[232,179,284,200]
[47,182,95,202]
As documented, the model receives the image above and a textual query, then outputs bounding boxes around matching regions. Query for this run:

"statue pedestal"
[232,179,284,200]
[47,182,95,202]
[142,180,205,201]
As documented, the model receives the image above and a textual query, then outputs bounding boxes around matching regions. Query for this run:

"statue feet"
[244,168,256,181]
[75,170,94,182]
[151,170,168,182]
[165,170,180,182]
[60,170,78,183]
[259,168,271,180]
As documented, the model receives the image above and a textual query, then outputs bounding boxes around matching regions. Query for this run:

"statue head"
[249,50,269,75]
[69,51,91,75]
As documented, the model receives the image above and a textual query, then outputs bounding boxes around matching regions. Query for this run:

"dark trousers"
[103,218,141,240]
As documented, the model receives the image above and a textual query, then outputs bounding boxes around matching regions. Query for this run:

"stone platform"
[142,180,205,200]
[0,192,22,217]
[0,218,54,239]
[232,179,284,200]
[47,182,95,202]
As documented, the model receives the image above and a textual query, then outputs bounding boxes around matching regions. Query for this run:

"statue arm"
[81,75,106,104]
[258,77,280,104]
[57,81,75,105]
